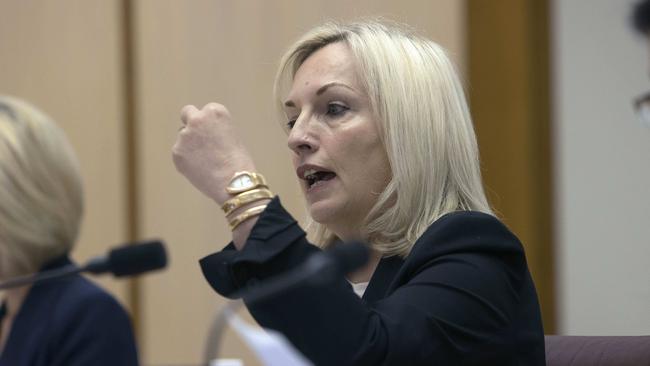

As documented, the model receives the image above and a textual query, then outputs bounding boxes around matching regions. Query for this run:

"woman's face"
[283,42,391,241]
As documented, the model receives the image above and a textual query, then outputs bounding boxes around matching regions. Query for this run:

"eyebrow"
[283,82,356,108]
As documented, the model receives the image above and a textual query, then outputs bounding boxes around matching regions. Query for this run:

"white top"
[349,281,369,298]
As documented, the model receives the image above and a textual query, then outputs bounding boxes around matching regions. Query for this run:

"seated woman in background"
[173,20,545,365]
[0,96,138,366]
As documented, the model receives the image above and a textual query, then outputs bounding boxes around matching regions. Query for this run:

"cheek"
[345,139,390,187]
[366,152,391,189]
[331,116,389,185]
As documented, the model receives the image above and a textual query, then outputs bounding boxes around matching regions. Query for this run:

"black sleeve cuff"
[199,196,313,297]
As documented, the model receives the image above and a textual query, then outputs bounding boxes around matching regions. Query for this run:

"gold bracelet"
[222,188,273,216]
[228,204,268,230]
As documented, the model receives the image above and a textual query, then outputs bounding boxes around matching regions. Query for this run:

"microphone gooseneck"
[203,241,369,365]
[0,240,167,290]
[0,265,83,290]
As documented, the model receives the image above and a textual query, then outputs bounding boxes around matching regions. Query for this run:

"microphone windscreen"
[326,241,369,274]
[108,240,167,277]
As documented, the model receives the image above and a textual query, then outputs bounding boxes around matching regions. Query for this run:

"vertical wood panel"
[119,0,142,337]
[133,1,465,364]
[468,0,556,332]
[0,0,130,306]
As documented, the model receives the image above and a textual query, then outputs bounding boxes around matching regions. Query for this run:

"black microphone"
[85,240,167,277]
[203,242,369,365]
[238,241,370,304]
[304,241,370,280]
[0,240,167,290]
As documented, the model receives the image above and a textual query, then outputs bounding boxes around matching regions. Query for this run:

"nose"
[287,115,318,155]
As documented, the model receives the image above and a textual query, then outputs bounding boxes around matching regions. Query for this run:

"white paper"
[210,359,243,366]
[220,310,313,366]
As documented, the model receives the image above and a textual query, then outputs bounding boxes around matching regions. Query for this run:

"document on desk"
[224,311,313,366]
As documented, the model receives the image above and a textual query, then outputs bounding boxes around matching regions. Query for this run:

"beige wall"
[0,0,129,305]
[552,0,650,335]
[133,1,465,364]
[1,1,465,364]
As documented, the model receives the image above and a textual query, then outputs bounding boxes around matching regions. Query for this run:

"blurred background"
[1,0,648,364]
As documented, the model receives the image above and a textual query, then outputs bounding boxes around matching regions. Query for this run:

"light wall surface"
[1,0,539,363]
[0,1,465,364]
[132,1,465,364]
[552,0,650,334]
[0,0,130,306]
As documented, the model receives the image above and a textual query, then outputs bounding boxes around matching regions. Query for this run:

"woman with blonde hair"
[0,96,138,366]
[173,20,545,365]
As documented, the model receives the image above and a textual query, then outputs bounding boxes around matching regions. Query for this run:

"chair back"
[545,335,650,366]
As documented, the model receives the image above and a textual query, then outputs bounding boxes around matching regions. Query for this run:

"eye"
[286,119,296,130]
[326,103,349,117]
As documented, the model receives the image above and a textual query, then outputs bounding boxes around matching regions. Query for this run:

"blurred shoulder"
[52,274,131,323]
[45,276,138,365]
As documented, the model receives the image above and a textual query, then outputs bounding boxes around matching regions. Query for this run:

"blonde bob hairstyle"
[0,96,83,278]
[274,20,492,257]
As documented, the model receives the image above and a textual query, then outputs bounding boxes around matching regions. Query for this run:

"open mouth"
[303,168,337,189]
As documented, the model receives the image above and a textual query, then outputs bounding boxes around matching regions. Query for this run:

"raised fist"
[172,103,256,204]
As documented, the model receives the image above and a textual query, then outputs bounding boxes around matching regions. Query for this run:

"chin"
[307,199,364,238]
[308,205,335,224]
[307,200,342,226]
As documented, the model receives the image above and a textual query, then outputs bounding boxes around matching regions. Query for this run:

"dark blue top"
[0,256,139,366]
[200,197,546,365]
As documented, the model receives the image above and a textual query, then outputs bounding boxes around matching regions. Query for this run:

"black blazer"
[0,256,138,366]
[200,197,545,365]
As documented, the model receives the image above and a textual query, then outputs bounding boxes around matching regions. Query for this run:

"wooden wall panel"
[0,0,130,306]
[0,0,558,361]
[468,0,556,332]
[133,1,465,364]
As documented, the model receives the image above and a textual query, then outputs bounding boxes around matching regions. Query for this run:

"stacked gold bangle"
[227,204,268,230]
[222,188,273,215]
[223,171,274,230]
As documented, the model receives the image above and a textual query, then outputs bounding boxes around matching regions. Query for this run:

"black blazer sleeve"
[200,197,545,366]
